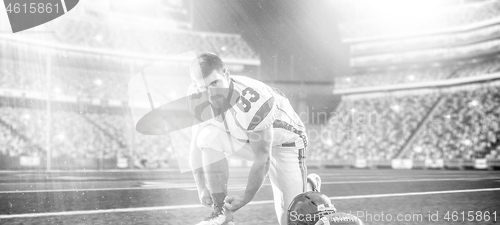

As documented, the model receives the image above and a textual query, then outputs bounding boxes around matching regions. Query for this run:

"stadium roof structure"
[338,0,500,43]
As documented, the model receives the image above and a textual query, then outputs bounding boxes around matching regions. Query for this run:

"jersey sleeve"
[233,85,277,132]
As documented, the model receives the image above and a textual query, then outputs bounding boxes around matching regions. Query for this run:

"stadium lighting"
[94,35,104,42]
[414,146,423,153]
[56,134,65,141]
[94,79,103,86]
[324,138,333,146]
[431,62,442,67]
[391,104,401,112]
[408,75,415,81]
[53,87,61,94]
[23,114,31,120]
[345,77,351,82]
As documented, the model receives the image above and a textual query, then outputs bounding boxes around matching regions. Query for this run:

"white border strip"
[60,0,68,13]
[0,188,499,219]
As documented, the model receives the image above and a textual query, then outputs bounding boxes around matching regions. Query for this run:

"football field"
[1,169,499,225]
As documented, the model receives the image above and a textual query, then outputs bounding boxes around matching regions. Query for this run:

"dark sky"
[191,0,350,82]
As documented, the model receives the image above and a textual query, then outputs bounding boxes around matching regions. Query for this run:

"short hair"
[191,53,225,78]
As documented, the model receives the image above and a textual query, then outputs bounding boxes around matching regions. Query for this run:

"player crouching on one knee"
[188,53,310,225]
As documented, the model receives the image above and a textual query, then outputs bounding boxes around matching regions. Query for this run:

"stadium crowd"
[308,93,438,161]
[0,107,123,159]
[0,105,180,169]
[40,16,258,60]
[308,82,500,161]
[336,56,500,89]
[1,84,499,166]
[0,59,185,101]
[0,10,258,168]
[409,85,500,160]
[1,55,500,165]
[350,39,500,67]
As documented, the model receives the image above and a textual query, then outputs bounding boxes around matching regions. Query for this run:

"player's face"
[192,70,231,109]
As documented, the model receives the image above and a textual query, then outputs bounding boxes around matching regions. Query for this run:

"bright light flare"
[56,133,65,140]
[469,100,479,107]
[94,79,103,86]
[359,0,454,17]
[391,104,401,112]
[347,0,460,34]
[53,87,62,94]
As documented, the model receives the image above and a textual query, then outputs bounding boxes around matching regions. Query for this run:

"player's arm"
[244,126,273,201]
[187,83,213,206]
[190,123,204,188]
[225,126,273,212]
[189,122,212,207]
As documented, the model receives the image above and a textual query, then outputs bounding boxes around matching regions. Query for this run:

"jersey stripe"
[247,97,275,131]
[273,119,308,147]
[299,148,307,192]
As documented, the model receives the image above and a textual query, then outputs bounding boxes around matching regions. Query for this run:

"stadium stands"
[85,111,178,169]
[314,93,439,161]
[36,16,259,60]
[322,1,500,166]
[0,8,261,169]
[0,106,120,159]
[350,23,500,56]
[451,57,500,78]
[2,54,500,166]
[349,39,500,67]
[336,56,500,89]
[3,1,500,170]
[336,65,457,90]
[0,105,181,168]
[339,0,500,40]
[0,115,33,157]
[308,81,500,162]
[409,85,500,160]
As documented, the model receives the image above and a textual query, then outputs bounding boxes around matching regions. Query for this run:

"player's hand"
[223,195,248,212]
[314,217,330,225]
[198,188,213,207]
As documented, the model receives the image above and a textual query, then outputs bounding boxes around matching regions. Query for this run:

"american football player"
[188,52,317,225]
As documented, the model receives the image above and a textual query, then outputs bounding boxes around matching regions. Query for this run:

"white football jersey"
[188,75,307,148]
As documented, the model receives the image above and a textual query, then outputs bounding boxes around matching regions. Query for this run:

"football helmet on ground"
[287,192,364,225]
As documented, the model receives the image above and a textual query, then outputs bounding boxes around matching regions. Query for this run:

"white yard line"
[1,177,498,194]
[1,187,499,219]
